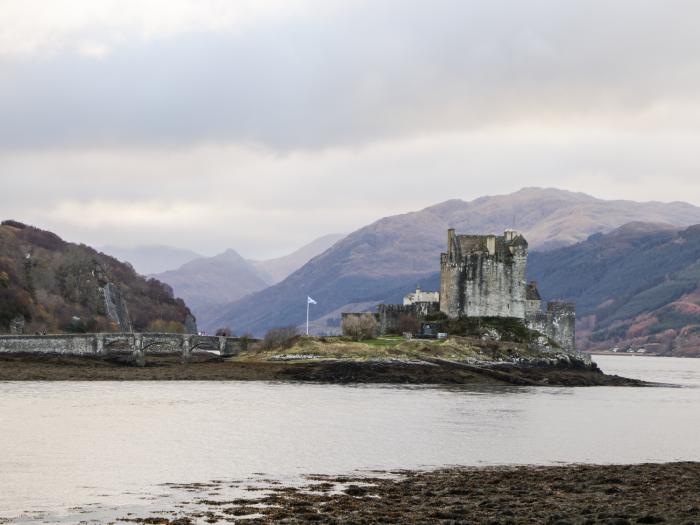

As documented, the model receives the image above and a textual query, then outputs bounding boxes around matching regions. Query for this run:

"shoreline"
[121,462,700,524]
[0,353,645,386]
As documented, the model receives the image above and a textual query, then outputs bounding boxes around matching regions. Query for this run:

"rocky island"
[0,332,642,385]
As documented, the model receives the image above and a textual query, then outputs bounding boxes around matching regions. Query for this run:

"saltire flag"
[307,296,317,305]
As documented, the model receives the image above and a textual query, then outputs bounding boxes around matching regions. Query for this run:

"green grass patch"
[363,336,405,347]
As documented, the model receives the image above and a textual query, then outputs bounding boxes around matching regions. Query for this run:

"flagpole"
[306,299,309,336]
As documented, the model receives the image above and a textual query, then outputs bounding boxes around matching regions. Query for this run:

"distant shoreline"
[0,353,645,386]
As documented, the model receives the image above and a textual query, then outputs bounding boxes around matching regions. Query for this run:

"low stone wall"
[0,333,253,365]
[0,334,98,355]
[377,302,439,335]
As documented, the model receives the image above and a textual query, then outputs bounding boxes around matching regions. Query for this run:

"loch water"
[0,355,699,523]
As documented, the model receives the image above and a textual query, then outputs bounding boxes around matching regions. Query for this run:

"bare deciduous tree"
[261,326,300,350]
[342,314,379,341]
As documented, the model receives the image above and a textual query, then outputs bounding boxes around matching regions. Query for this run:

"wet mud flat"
[120,462,700,525]
[0,353,644,386]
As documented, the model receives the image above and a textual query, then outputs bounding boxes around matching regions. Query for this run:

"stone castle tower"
[440,229,528,319]
[438,228,576,351]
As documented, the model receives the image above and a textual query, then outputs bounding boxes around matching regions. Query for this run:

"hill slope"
[205,188,700,335]
[0,221,195,334]
[528,222,700,356]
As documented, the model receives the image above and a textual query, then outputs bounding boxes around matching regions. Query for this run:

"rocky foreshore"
[0,351,644,386]
[122,462,700,524]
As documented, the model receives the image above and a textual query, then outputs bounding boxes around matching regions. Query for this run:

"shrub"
[239,332,254,351]
[145,319,185,333]
[262,326,299,350]
[66,316,98,333]
[445,316,540,344]
[216,327,233,337]
[424,311,448,322]
[342,314,379,341]
[0,287,33,330]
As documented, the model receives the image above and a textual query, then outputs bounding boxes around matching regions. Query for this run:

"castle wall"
[547,302,576,352]
[377,303,439,335]
[462,253,527,319]
[525,302,576,352]
[440,258,462,317]
[525,299,542,317]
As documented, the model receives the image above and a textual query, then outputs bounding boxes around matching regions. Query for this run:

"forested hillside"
[529,223,700,356]
[0,220,195,334]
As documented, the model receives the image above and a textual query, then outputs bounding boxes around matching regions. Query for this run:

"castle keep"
[440,229,528,319]
[439,228,575,350]
[376,229,576,351]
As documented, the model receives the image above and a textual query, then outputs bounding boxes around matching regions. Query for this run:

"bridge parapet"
[0,333,254,366]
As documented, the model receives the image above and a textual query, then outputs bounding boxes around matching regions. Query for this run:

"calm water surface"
[0,355,698,522]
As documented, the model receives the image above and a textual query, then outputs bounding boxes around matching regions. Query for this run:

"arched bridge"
[0,332,252,366]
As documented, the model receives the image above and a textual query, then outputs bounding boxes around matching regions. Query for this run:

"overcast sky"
[1,0,699,258]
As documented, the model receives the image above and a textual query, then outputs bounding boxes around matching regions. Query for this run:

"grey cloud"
[2,126,700,257]
[2,0,700,151]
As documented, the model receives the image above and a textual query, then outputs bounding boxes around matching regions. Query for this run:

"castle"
[376,229,576,351]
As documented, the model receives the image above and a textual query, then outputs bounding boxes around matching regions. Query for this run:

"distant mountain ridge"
[154,234,345,328]
[99,244,202,275]
[205,188,700,336]
[528,222,700,356]
[249,233,344,284]
[153,249,269,324]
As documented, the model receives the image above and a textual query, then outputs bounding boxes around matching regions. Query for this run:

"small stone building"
[403,285,440,306]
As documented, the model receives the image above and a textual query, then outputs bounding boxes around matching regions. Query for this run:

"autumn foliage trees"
[0,220,194,334]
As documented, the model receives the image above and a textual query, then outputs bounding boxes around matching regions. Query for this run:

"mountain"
[250,233,345,284]
[153,249,269,326]
[99,244,202,275]
[0,220,195,334]
[154,234,347,330]
[528,222,700,356]
[205,188,700,336]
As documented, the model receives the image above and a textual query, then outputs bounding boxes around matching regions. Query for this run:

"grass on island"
[232,334,546,364]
